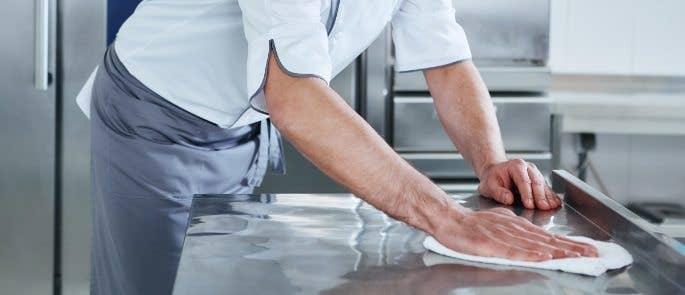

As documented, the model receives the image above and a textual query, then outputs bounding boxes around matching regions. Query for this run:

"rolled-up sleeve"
[391,0,472,72]
[238,0,332,113]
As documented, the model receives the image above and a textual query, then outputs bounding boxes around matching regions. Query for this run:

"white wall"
[558,134,685,205]
[550,0,685,76]
[550,1,685,205]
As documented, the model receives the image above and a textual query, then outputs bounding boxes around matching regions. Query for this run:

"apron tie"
[245,119,286,187]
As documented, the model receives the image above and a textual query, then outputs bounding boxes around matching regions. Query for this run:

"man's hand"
[431,205,597,261]
[478,159,561,210]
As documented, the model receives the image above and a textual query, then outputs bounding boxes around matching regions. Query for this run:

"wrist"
[476,154,507,181]
[404,177,469,236]
[422,197,470,237]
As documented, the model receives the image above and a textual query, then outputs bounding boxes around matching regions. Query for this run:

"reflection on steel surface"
[174,191,684,294]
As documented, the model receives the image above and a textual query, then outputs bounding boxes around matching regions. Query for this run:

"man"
[77,0,597,294]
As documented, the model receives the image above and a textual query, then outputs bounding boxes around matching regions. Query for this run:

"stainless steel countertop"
[173,173,685,294]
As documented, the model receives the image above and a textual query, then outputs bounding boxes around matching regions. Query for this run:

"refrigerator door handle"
[34,0,50,90]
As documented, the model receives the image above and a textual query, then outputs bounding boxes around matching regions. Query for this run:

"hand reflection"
[519,205,560,227]
[321,254,544,295]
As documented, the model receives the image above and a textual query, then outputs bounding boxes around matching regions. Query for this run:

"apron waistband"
[100,44,285,188]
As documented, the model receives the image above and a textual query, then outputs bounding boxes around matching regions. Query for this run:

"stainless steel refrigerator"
[0,0,104,294]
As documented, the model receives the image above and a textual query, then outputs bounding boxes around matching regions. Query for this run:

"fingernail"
[565,250,581,257]
[536,252,552,260]
[504,193,513,204]
[541,199,549,209]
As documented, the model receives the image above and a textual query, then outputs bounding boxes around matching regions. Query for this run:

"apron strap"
[267,119,286,174]
[245,119,286,187]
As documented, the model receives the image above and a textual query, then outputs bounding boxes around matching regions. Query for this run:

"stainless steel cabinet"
[452,0,550,65]
[0,0,57,293]
[394,0,551,92]
[401,152,552,179]
[393,96,552,152]
[392,95,554,179]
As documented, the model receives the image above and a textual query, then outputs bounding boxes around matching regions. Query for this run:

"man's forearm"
[424,60,507,179]
[264,54,461,234]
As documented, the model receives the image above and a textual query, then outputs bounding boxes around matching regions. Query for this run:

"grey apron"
[90,45,284,295]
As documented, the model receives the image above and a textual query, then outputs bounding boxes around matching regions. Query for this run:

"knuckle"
[517,162,528,170]
[513,159,526,165]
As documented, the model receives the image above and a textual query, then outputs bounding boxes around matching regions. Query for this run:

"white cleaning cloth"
[423,236,632,276]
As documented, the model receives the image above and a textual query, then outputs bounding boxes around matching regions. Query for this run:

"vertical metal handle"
[34,0,49,90]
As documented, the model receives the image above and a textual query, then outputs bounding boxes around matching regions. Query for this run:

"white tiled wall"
[550,0,685,76]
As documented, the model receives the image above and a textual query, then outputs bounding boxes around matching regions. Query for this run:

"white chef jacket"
[76,0,471,129]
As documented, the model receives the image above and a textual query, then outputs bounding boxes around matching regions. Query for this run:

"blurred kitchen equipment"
[627,202,685,244]
[394,0,551,92]
[0,0,104,294]
[363,0,553,194]
[627,203,685,224]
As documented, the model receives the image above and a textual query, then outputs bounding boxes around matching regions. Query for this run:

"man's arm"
[424,60,560,210]
[264,52,596,260]
[265,53,450,234]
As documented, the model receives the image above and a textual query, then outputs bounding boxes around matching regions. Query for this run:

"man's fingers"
[507,221,599,257]
[478,234,553,262]
[509,160,534,209]
[479,178,514,205]
[537,170,562,208]
[479,159,559,209]
[492,187,514,205]
[494,226,580,259]
[481,213,595,258]
[527,164,552,210]
[546,187,562,207]
[548,235,599,257]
